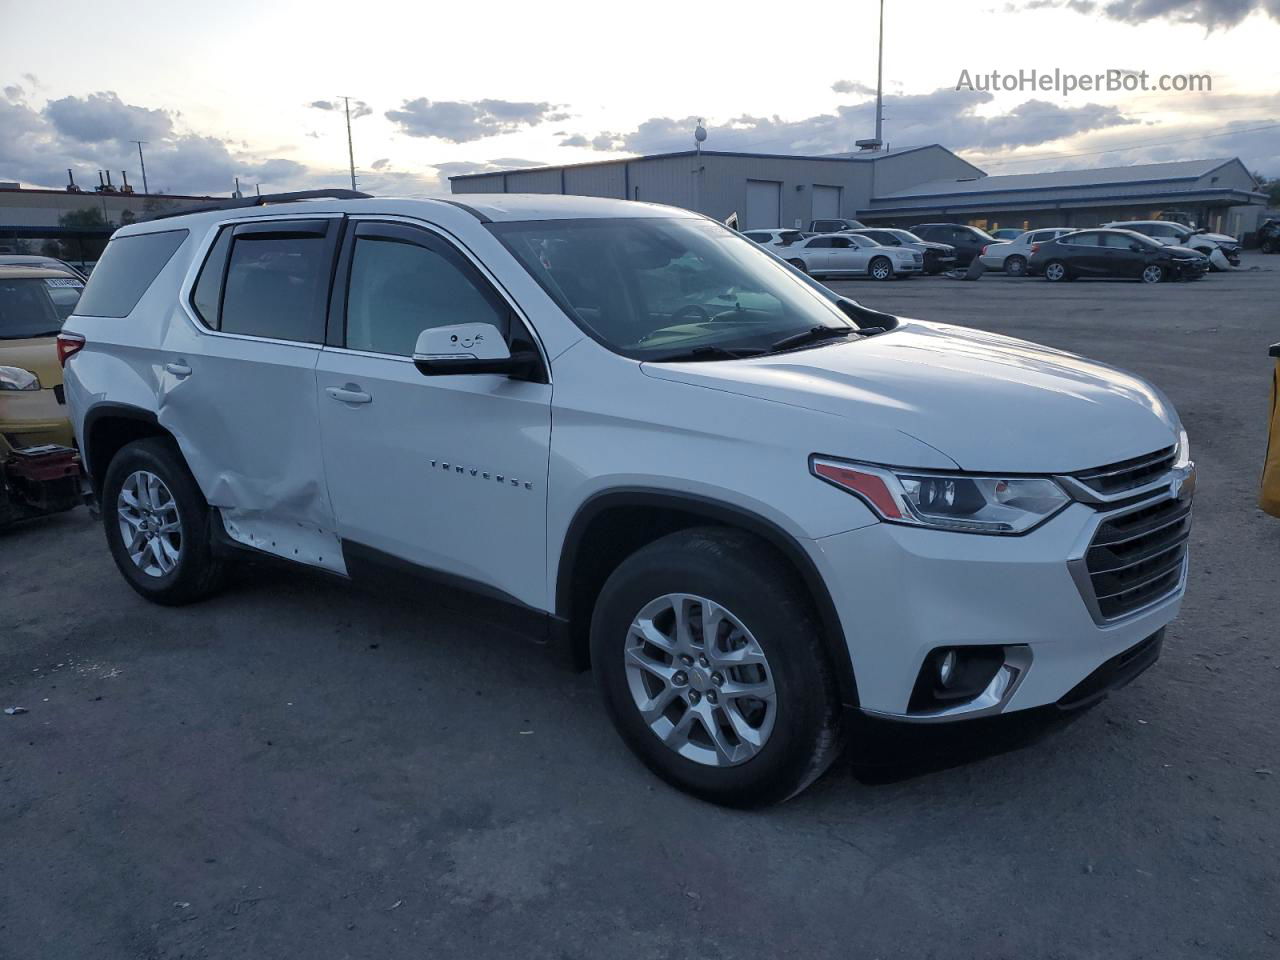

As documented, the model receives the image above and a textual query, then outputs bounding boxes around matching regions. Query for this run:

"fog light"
[938,649,958,687]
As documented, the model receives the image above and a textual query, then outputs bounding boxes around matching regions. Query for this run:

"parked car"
[0,254,89,282]
[1104,220,1241,270]
[1263,341,1280,518]
[1257,218,1280,255]
[784,233,922,279]
[979,228,1075,277]
[0,265,85,525]
[909,223,998,267]
[989,228,1024,241]
[1028,229,1208,283]
[808,218,867,233]
[847,228,957,274]
[742,228,808,250]
[63,192,1194,806]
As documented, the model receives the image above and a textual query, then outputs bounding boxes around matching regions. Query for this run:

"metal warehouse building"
[450,148,1267,237]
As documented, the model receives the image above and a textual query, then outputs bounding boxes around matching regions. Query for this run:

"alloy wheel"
[116,470,183,577]
[623,593,777,767]
[1045,262,1066,281]
[871,259,893,280]
[1142,265,1164,284]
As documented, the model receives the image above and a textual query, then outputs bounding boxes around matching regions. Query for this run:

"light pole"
[875,0,885,145]
[693,119,707,213]
[131,140,149,194]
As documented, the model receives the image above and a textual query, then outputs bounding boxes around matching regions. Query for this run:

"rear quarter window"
[73,229,188,318]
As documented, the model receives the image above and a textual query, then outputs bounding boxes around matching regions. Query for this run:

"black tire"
[1140,264,1165,284]
[101,437,227,606]
[1262,238,1276,255]
[869,256,894,281]
[590,527,844,807]
[1043,259,1071,282]
[1004,255,1027,277]
[787,258,809,275]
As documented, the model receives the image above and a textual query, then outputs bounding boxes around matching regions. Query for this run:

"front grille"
[1073,446,1176,496]
[1085,496,1191,620]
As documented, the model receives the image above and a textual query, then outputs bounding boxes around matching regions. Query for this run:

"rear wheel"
[787,258,809,275]
[1141,264,1165,284]
[1044,260,1070,282]
[869,256,894,281]
[591,528,843,807]
[102,438,227,605]
[1261,238,1276,255]
[1004,255,1027,277]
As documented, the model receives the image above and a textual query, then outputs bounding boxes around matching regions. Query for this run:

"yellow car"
[0,265,84,524]
[1263,342,1280,518]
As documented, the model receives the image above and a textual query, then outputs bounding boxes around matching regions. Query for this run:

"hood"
[0,335,62,388]
[641,321,1178,473]
[915,241,955,253]
[1161,244,1205,258]
[1192,231,1237,245]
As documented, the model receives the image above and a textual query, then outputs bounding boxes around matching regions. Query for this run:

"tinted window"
[43,277,84,319]
[345,234,510,357]
[74,229,187,318]
[813,221,839,231]
[191,226,232,328]
[0,278,65,339]
[807,237,834,248]
[221,227,328,342]
[779,231,803,244]
[830,237,852,248]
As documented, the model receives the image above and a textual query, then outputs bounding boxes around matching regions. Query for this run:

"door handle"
[325,384,373,405]
[165,361,192,378]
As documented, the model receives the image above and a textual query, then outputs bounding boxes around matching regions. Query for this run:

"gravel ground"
[2,254,1277,959]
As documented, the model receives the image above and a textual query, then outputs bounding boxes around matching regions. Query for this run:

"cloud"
[1025,0,1280,27]
[370,157,390,170]
[559,133,590,147]
[45,91,172,143]
[385,98,564,142]
[0,86,320,195]
[577,88,1138,159]
[832,80,876,95]
[307,98,372,119]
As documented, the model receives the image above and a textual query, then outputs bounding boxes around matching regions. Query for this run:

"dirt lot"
[3,255,1278,959]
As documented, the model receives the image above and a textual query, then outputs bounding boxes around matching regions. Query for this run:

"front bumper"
[807,485,1188,721]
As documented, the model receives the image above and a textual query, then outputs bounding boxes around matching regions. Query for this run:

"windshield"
[491,217,854,360]
[886,230,923,243]
[0,277,74,339]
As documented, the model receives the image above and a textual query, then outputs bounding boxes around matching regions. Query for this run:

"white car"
[741,228,808,250]
[979,228,1074,276]
[60,192,1193,806]
[783,233,923,279]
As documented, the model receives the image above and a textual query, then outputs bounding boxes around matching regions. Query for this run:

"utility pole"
[341,96,357,191]
[874,0,885,145]
[131,140,149,194]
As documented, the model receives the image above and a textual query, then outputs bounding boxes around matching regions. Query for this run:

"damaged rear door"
[161,216,344,572]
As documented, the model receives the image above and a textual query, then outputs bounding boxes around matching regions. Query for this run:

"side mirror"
[413,323,537,378]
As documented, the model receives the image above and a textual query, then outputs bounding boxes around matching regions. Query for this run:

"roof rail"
[144,189,372,221]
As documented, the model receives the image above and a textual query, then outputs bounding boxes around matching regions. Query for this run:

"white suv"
[59,192,1194,806]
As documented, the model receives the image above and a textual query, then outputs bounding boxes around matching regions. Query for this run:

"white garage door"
[812,185,841,221]
[745,180,782,230]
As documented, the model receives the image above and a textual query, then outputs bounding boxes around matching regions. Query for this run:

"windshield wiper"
[765,325,859,354]
[648,344,763,363]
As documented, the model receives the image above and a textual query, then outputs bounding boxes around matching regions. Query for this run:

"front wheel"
[590,528,843,807]
[1141,264,1165,284]
[1262,238,1276,254]
[102,437,227,605]
[1043,260,1070,282]
[869,256,894,280]
[1004,255,1027,277]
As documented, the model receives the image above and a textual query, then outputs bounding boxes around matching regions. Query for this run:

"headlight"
[0,366,41,391]
[1173,426,1191,469]
[812,457,1071,534]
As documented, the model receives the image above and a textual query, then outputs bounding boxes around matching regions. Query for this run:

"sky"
[1,0,1278,198]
